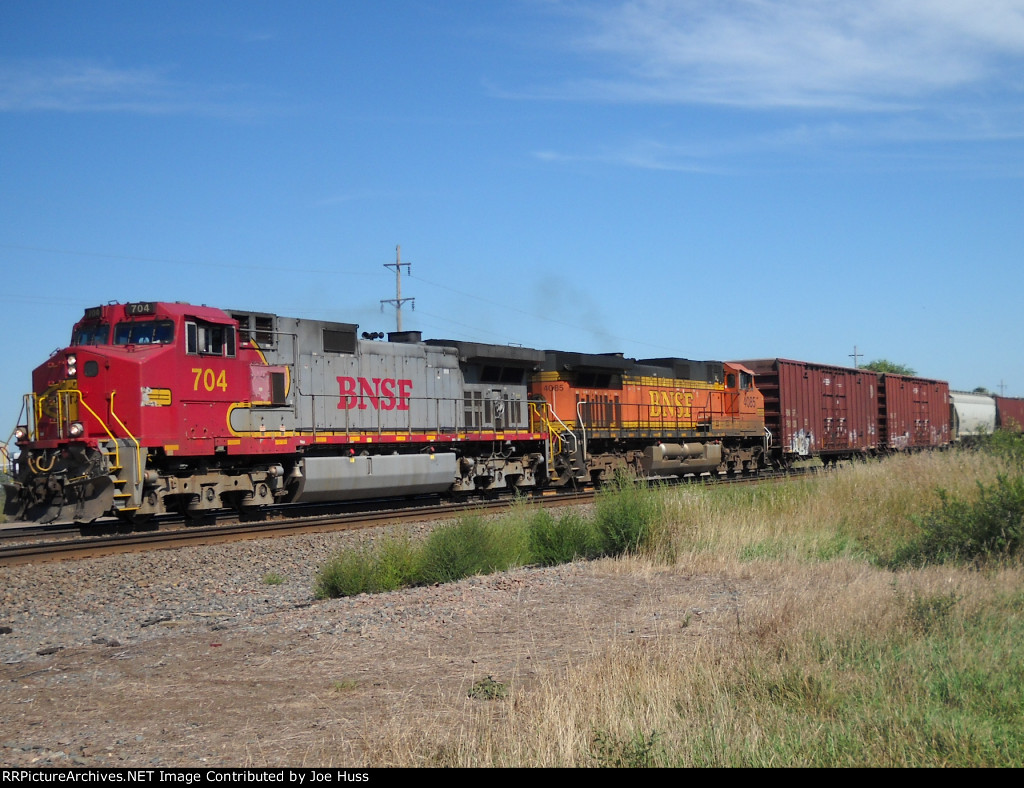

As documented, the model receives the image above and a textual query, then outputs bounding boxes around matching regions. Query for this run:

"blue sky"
[3,0,1024,440]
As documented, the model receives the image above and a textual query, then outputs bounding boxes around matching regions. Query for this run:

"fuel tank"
[640,442,722,477]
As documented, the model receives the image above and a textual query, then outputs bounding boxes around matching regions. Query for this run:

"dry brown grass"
[390,557,1023,767]
[339,449,1024,767]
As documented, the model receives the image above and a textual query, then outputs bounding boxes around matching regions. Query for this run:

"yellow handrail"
[107,391,143,486]
[63,390,123,474]
[530,401,580,480]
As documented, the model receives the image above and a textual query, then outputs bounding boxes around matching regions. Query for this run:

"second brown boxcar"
[734,358,880,467]
[877,374,951,450]
[995,396,1024,432]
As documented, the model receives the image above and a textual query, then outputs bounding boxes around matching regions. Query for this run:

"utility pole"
[380,245,415,332]
[849,346,863,368]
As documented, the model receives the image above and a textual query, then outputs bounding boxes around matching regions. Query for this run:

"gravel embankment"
[2,523,609,767]
[1,524,484,664]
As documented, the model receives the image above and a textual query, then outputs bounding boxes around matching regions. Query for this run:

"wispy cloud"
[525,1,1024,172]
[0,58,264,117]
[558,0,1024,109]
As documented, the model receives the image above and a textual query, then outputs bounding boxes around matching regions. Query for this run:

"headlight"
[66,353,77,378]
[14,425,28,441]
[69,421,85,438]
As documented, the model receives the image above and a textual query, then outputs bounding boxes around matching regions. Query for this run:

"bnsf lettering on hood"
[337,376,413,410]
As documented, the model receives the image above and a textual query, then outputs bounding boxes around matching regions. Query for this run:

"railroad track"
[0,467,814,566]
[0,488,597,566]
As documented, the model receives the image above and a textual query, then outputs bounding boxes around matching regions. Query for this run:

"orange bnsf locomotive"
[3,301,765,523]
[529,351,765,482]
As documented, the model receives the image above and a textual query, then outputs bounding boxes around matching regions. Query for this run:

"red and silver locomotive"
[4,302,549,523]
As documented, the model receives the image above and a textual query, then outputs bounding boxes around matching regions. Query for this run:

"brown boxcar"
[734,358,880,466]
[877,374,951,450]
[995,396,1024,432]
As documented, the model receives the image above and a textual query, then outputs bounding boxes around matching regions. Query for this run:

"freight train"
[0,301,1015,524]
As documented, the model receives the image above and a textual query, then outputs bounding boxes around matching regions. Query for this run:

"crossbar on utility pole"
[381,245,415,332]
[849,346,863,368]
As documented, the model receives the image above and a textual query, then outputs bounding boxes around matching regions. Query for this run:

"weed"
[975,431,1024,467]
[315,534,423,598]
[905,590,959,634]
[527,509,599,565]
[468,676,507,700]
[420,515,500,584]
[593,473,663,557]
[590,729,667,768]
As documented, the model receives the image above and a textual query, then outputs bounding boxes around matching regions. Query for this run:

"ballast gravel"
[0,525,488,663]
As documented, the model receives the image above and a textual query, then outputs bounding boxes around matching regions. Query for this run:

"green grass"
[678,586,1024,767]
[527,508,600,566]
[592,473,665,557]
[503,574,1024,768]
[315,533,423,598]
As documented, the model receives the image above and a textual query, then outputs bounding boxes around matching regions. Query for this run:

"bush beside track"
[315,473,664,598]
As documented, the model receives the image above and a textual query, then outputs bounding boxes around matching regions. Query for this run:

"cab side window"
[186,321,236,357]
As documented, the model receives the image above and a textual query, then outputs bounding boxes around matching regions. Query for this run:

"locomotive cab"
[4,302,256,522]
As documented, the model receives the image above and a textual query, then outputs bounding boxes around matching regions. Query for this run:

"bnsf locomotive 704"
[3,301,766,523]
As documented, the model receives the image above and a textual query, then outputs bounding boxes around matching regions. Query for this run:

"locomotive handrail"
[540,403,579,453]
[553,413,578,452]
[530,400,580,480]
[575,400,589,457]
[57,389,140,484]
[3,397,30,474]
[11,395,33,443]
[107,391,143,486]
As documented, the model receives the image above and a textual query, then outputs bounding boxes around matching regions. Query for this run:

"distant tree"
[973,386,992,395]
[861,359,916,376]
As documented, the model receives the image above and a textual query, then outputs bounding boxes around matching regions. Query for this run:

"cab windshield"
[72,324,110,346]
[113,320,175,345]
